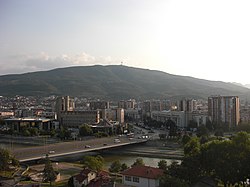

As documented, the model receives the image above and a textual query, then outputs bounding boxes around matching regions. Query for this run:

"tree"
[181,134,191,145]
[121,163,128,171]
[68,176,74,187]
[43,154,56,186]
[163,131,250,186]
[81,155,104,171]
[235,123,250,132]
[166,119,177,137]
[109,160,122,173]
[160,161,188,187]
[131,158,145,167]
[79,124,93,136]
[184,137,200,156]
[0,148,19,171]
[200,135,208,144]
[160,174,188,187]
[58,127,71,140]
[158,160,168,171]
[29,128,39,136]
[214,129,224,137]
[205,119,213,131]
[196,125,209,137]
[94,132,108,138]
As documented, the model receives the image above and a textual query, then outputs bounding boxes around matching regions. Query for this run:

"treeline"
[160,132,250,187]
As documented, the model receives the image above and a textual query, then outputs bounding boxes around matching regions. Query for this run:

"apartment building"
[208,95,240,129]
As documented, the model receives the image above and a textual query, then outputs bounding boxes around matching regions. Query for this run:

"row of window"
[125,176,139,183]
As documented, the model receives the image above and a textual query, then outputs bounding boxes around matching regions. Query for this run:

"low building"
[121,165,164,187]
[59,110,100,128]
[72,168,112,187]
[151,110,186,128]
[73,168,97,187]
[4,117,54,132]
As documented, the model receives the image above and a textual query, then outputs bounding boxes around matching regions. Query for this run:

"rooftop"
[121,165,164,179]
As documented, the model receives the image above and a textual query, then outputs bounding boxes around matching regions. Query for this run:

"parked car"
[85,145,91,148]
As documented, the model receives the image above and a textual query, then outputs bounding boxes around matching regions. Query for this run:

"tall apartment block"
[55,96,100,128]
[55,96,75,113]
[179,99,197,112]
[118,99,135,109]
[89,100,109,110]
[208,96,240,129]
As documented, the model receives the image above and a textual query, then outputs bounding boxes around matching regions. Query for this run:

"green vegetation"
[79,124,93,136]
[81,155,104,171]
[131,158,145,167]
[94,132,109,138]
[0,65,249,99]
[109,160,128,173]
[43,154,57,186]
[0,148,19,172]
[158,160,168,171]
[160,131,250,187]
[109,160,122,173]
[57,127,71,140]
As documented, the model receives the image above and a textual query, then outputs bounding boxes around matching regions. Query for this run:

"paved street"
[11,136,146,162]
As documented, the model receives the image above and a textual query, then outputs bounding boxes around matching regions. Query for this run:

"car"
[103,143,108,146]
[48,150,55,154]
[114,138,121,143]
[85,145,91,148]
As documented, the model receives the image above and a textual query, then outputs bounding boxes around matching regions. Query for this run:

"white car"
[114,139,121,143]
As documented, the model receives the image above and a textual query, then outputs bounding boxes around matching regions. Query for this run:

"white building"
[121,165,164,187]
[73,168,97,187]
[151,110,186,128]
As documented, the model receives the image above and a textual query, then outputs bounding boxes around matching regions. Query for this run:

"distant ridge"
[0,65,249,100]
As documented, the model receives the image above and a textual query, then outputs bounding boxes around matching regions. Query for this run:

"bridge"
[11,137,148,162]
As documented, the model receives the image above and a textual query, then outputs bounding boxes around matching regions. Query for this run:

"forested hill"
[0,65,249,100]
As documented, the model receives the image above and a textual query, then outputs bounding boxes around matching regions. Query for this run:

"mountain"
[0,65,249,100]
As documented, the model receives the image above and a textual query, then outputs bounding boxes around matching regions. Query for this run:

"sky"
[1,0,250,84]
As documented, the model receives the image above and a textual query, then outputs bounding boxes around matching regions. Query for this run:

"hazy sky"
[1,0,250,84]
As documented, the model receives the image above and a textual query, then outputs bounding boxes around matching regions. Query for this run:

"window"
[133,177,139,183]
[125,176,131,181]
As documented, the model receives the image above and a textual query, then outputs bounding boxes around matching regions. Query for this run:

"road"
[11,136,147,162]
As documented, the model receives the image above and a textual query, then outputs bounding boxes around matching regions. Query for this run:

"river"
[103,154,180,169]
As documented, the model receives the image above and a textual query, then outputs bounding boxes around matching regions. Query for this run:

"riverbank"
[103,139,184,160]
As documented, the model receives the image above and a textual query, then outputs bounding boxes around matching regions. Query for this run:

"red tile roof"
[74,168,95,183]
[121,165,164,179]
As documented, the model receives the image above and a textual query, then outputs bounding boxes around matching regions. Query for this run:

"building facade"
[101,108,124,124]
[59,111,100,128]
[151,110,186,128]
[208,96,240,129]
[89,101,109,110]
[121,165,163,187]
[4,117,55,132]
[118,99,135,109]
